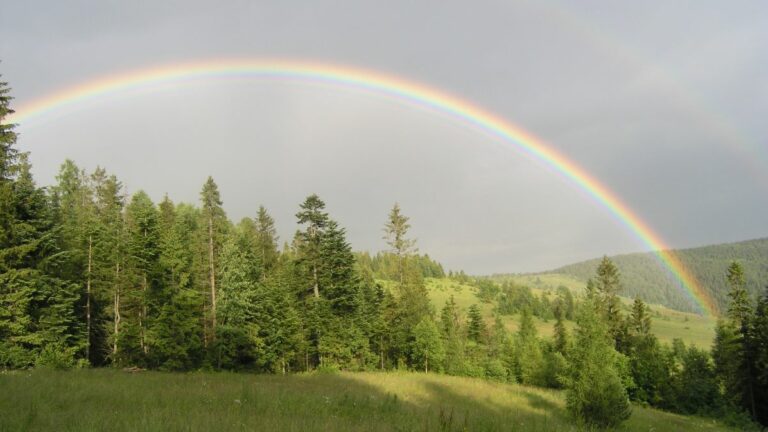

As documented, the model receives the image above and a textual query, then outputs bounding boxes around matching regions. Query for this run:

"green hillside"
[544,237,768,313]
[423,278,716,349]
[0,369,737,432]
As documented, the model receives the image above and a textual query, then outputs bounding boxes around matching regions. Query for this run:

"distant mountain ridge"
[546,237,768,314]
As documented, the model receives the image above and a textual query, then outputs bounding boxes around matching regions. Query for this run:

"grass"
[423,277,717,348]
[0,369,735,431]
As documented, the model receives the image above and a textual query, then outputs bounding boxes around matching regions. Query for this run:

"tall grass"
[0,369,734,431]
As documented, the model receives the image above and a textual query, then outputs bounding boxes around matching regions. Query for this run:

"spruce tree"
[466,304,486,343]
[0,94,83,367]
[255,205,279,275]
[629,296,652,336]
[199,177,227,345]
[382,203,417,286]
[215,235,260,369]
[750,287,768,425]
[564,298,632,428]
[716,261,757,420]
[513,309,543,385]
[553,304,569,355]
[594,256,628,351]
[90,168,126,363]
[296,194,329,299]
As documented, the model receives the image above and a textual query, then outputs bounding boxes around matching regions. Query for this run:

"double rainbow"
[6,59,717,315]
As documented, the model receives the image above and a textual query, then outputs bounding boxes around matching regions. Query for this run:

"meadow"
[0,369,735,432]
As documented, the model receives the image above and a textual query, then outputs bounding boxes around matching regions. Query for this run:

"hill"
[544,237,768,313]
[0,369,736,431]
[422,277,716,349]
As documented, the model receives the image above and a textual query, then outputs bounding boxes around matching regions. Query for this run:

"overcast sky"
[1,0,766,274]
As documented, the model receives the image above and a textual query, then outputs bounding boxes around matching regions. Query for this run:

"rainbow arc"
[6,59,717,315]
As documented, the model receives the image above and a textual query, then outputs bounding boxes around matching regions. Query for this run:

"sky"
[1,0,766,274]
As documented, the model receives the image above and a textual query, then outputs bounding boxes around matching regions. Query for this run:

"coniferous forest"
[1,74,768,430]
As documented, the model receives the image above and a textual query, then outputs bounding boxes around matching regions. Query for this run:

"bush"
[566,360,632,429]
[36,344,76,370]
[484,359,508,382]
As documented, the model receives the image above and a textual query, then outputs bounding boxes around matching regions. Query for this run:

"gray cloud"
[1,0,766,274]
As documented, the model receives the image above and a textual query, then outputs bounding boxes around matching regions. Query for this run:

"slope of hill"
[546,237,768,313]
[0,369,737,431]
[423,278,716,348]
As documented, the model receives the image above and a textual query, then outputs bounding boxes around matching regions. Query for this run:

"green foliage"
[466,304,485,343]
[564,299,632,428]
[411,318,445,372]
[552,238,768,313]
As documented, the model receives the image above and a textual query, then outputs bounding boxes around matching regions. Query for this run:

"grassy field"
[424,276,717,348]
[0,369,735,431]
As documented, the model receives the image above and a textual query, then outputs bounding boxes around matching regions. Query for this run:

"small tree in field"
[411,318,445,373]
[564,299,632,428]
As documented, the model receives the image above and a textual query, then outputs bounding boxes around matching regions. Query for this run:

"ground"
[0,369,734,431]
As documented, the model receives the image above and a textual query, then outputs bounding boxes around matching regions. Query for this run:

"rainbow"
[5,59,717,315]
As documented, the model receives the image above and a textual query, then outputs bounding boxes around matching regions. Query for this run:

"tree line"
[1,76,767,429]
[553,238,768,314]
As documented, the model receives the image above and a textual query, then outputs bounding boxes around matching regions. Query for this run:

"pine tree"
[53,160,97,363]
[151,201,203,370]
[255,205,279,275]
[319,220,359,315]
[382,203,417,287]
[0,93,84,368]
[593,256,628,351]
[90,168,126,363]
[553,304,569,355]
[466,304,486,343]
[296,194,328,299]
[123,191,161,364]
[716,261,757,418]
[439,296,465,375]
[199,177,227,345]
[750,287,768,425]
[726,261,751,328]
[513,309,543,385]
[215,235,260,369]
[629,297,652,336]
[564,297,632,428]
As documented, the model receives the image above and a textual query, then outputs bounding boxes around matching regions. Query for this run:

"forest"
[549,238,768,314]
[1,75,767,430]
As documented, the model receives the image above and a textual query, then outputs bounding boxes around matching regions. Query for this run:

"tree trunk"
[312,265,319,298]
[86,235,92,362]
[141,274,148,354]
[113,261,121,357]
[208,215,216,341]
[425,351,428,373]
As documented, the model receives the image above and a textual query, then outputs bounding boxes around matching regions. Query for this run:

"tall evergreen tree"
[715,261,757,419]
[123,191,161,364]
[90,168,126,363]
[296,194,328,299]
[199,177,227,345]
[513,309,543,385]
[564,297,632,428]
[255,205,279,275]
[466,304,486,343]
[750,287,768,425]
[0,84,84,367]
[382,203,417,287]
[553,304,569,355]
[594,256,628,351]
